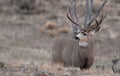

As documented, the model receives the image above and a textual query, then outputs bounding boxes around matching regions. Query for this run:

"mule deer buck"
[52,0,107,69]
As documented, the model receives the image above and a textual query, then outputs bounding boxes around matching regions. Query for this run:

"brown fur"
[52,35,95,69]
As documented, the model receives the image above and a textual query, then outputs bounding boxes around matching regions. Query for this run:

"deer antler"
[67,0,81,38]
[87,12,107,32]
[67,0,107,35]
[84,0,107,32]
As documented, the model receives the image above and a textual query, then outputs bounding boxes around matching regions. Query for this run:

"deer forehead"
[76,33,87,38]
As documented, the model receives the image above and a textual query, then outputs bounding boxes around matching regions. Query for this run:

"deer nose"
[74,36,79,40]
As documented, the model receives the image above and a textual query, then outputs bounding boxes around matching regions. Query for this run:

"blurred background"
[0,0,120,75]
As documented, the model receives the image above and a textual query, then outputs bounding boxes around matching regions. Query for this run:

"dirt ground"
[0,0,120,76]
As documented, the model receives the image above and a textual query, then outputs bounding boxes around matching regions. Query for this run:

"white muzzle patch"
[76,33,88,47]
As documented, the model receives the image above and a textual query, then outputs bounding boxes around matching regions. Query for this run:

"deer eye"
[83,33,87,36]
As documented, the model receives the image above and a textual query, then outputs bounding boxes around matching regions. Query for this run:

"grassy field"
[0,0,120,76]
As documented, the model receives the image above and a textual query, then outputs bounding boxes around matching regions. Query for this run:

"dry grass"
[45,29,59,37]
[58,26,71,34]
[0,0,120,76]
[0,62,119,76]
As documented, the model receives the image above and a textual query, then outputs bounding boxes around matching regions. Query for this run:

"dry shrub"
[58,26,70,34]
[0,62,4,68]
[12,0,39,14]
[118,11,120,16]
[45,21,57,30]
[40,27,46,33]
[40,21,58,37]
[112,0,120,4]
[46,29,59,37]
[42,21,71,37]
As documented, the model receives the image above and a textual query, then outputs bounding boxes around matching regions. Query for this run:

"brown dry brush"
[11,0,40,14]
[40,21,71,37]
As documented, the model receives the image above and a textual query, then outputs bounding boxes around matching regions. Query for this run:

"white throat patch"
[78,41,88,47]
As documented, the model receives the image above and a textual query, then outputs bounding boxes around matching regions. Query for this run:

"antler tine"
[87,12,107,32]
[87,0,107,27]
[86,20,98,32]
[67,0,79,26]
[67,0,81,37]
[69,0,78,20]
[67,13,80,26]
[97,12,107,26]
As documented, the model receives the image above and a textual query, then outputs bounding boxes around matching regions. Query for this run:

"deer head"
[67,0,107,46]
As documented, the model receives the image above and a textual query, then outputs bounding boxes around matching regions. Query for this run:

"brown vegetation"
[0,0,120,76]
[45,21,57,30]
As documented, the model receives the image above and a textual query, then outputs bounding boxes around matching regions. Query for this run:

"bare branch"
[67,0,107,34]
[87,12,106,32]
[84,0,93,27]
[88,0,107,27]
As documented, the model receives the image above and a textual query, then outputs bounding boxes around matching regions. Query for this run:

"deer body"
[52,36,94,69]
[52,0,107,69]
